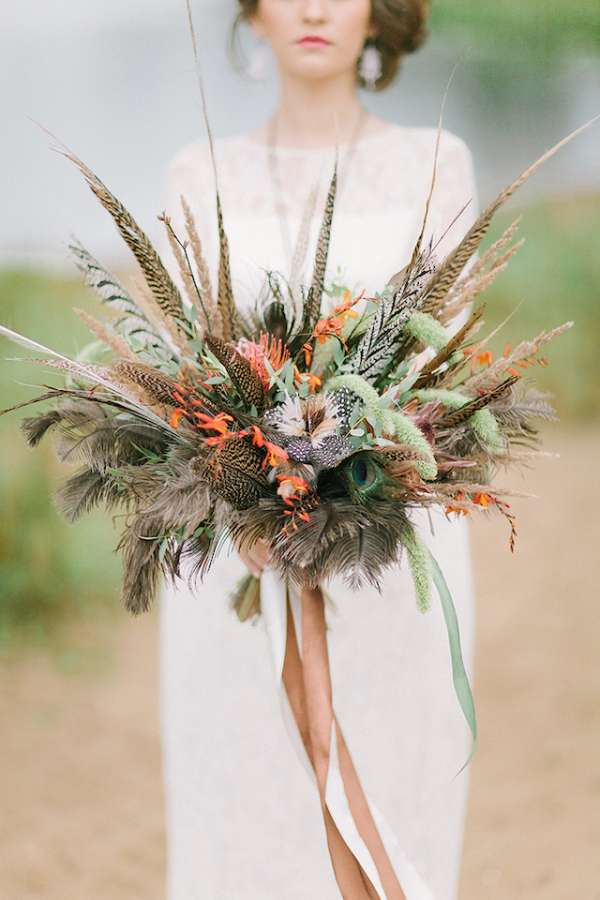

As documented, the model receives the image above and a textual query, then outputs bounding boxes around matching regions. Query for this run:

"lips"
[297,36,331,47]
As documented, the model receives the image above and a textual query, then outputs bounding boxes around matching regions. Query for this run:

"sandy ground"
[1,426,599,900]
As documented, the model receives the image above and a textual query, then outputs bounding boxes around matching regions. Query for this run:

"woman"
[158,2,479,898]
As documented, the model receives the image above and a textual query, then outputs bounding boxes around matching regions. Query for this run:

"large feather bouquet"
[0,118,588,627]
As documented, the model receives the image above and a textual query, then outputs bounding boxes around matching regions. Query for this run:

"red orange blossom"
[191,414,288,471]
[301,288,363,369]
[463,341,548,377]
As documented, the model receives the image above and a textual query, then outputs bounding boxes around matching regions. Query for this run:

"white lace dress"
[157,122,479,900]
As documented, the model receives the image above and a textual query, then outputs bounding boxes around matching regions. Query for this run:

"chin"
[288,58,350,83]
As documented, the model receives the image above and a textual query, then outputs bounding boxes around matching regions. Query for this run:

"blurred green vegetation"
[0,189,598,651]
[479,191,600,418]
[433,0,600,53]
[0,271,121,657]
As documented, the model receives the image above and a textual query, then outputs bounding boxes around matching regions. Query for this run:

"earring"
[246,38,271,81]
[359,40,382,90]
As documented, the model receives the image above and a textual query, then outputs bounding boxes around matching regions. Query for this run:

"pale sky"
[1,0,223,33]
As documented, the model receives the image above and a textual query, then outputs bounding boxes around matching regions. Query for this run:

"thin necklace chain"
[266,107,369,269]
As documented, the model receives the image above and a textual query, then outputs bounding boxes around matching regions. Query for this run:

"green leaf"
[427,548,477,778]
[332,340,345,367]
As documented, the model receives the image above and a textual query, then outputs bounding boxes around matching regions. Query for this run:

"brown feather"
[159,210,208,327]
[289,178,321,314]
[449,216,522,291]
[402,66,456,278]
[302,161,338,335]
[118,515,164,615]
[73,307,137,361]
[33,123,190,333]
[412,305,486,389]
[437,375,520,427]
[422,116,600,316]
[215,194,241,341]
[180,194,223,337]
[204,335,266,413]
[439,239,525,325]
[210,437,269,509]
[184,0,240,342]
[127,274,193,357]
[111,360,180,407]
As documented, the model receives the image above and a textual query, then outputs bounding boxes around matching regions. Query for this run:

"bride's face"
[249,0,375,84]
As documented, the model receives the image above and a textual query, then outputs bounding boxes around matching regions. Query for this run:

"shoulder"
[386,123,474,162]
[165,134,246,176]
[164,138,211,181]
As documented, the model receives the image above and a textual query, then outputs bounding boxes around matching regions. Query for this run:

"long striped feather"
[436,375,520,427]
[184,0,241,342]
[403,61,459,278]
[31,121,190,333]
[180,194,223,336]
[302,161,338,337]
[0,325,184,440]
[422,114,600,315]
[68,238,170,353]
[342,249,434,381]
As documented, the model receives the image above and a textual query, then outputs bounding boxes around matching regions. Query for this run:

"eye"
[352,456,370,486]
[346,453,381,495]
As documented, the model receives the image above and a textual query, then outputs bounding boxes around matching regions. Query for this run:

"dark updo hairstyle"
[230,0,431,92]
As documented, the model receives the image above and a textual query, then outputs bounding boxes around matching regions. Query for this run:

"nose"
[301,0,328,24]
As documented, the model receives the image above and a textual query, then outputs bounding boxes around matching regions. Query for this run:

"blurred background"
[1,1,598,898]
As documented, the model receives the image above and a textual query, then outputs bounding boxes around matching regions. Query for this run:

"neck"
[269,71,366,148]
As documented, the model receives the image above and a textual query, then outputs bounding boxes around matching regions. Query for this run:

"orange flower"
[307,289,364,355]
[263,442,289,468]
[463,344,493,372]
[293,369,322,393]
[444,489,470,517]
[260,332,290,369]
[169,408,186,429]
[171,389,187,406]
[248,425,289,469]
[194,411,237,447]
[194,411,234,434]
[248,424,267,447]
[445,505,469,517]
[333,288,363,318]
[235,333,291,389]
[276,474,310,501]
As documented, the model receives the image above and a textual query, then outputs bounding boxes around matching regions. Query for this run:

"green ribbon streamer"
[426,547,477,778]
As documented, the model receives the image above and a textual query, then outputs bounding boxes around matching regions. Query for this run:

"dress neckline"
[233,121,400,157]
